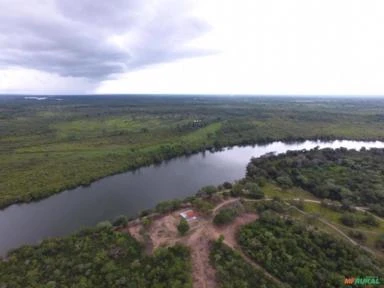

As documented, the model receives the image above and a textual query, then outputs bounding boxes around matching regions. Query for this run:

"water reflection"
[1,140,383,255]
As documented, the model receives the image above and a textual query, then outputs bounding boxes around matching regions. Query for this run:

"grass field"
[262,183,318,200]
[301,202,384,254]
[303,203,383,230]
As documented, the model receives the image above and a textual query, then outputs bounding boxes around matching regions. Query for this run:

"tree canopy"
[246,148,384,216]
[0,226,192,288]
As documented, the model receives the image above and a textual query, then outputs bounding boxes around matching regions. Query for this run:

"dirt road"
[123,198,285,287]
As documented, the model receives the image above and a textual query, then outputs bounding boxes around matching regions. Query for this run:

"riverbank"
[3,96,384,209]
[2,140,384,256]
[2,191,383,287]
[4,134,384,210]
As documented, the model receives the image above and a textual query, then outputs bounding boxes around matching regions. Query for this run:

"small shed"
[180,209,198,222]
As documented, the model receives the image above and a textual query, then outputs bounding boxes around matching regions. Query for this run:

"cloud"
[0,67,97,94]
[0,0,212,80]
[2,0,384,95]
[97,0,384,96]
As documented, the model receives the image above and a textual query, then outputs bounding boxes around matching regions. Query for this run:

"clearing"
[122,198,262,288]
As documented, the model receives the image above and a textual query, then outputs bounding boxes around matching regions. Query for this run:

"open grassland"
[262,182,318,200]
[301,202,384,253]
[3,96,384,208]
[303,202,384,233]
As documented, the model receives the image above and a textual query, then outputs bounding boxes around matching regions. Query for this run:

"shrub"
[222,191,230,198]
[112,215,128,227]
[375,235,384,251]
[96,221,112,229]
[213,208,238,226]
[230,183,243,197]
[197,185,218,197]
[155,199,182,213]
[291,199,305,210]
[192,198,214,215]
[340,213,359,227]
[276,175,293,188]
[177,218,190,235]
[347,230,367,243]
[222,182,233,189]
[245,182,265,199]
[362,214,379,227]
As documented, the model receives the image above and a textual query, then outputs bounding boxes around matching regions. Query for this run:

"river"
[1,140,384,256]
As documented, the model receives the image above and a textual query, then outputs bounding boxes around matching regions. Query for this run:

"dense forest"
[245,147,384,216]
[209,239,281,288]
[2,96,384,208]
[0,226,192,288]
[237,211,384,288]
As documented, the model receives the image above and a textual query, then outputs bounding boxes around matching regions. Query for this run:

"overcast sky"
[0,0,383,95]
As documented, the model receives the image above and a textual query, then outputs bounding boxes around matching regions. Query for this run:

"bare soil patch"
[184,225,217,288]
[148,213,179,250]
[213,213,259,248]
[126,224,144,242]
[119,199,260,288]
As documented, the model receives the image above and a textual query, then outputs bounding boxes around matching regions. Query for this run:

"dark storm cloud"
[0,0,212,79]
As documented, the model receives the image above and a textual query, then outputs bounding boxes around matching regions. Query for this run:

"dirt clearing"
[121,199,260,288]
[213,213,258,248]
[184,225,217,288]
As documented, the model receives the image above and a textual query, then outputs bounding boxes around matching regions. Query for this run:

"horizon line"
[1,93,384,98]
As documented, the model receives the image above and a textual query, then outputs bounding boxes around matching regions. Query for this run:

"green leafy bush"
[213,208,238,226]
[177,218,190,235]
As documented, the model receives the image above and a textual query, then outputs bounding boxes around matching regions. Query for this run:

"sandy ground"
[126,223,144,243]
[122,199,260,288]
[184,225,217,288]
[213,213,259,248]
[148,213,180,249]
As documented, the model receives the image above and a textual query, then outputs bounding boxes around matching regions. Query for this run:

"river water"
[1,140,384,256]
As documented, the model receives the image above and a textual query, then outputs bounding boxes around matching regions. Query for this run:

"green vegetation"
[377,235,384,251]
[155,199,183,214]
[213,208,238,226]
[229,182,265,199]
[251,199,288,214]
[302,202,383,231]
[0,226,192,288]
[3,96,384,208]
[191,198,214,215]
[112,215,128,227]
[196,185,218,197]
[348,230,368,243]
[210,239,280,288]
[340,212,379,227]
[243,182,265,199]
[246,147,384,216]
[3,94,384,288]
[177,218,190,235]
[237,211,384,288]
[262,183,317,200]
[297,201,384,253]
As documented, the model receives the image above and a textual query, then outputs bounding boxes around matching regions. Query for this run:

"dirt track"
[122,197,384,287]
[185,224,217,288]
[124,198,261,288]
